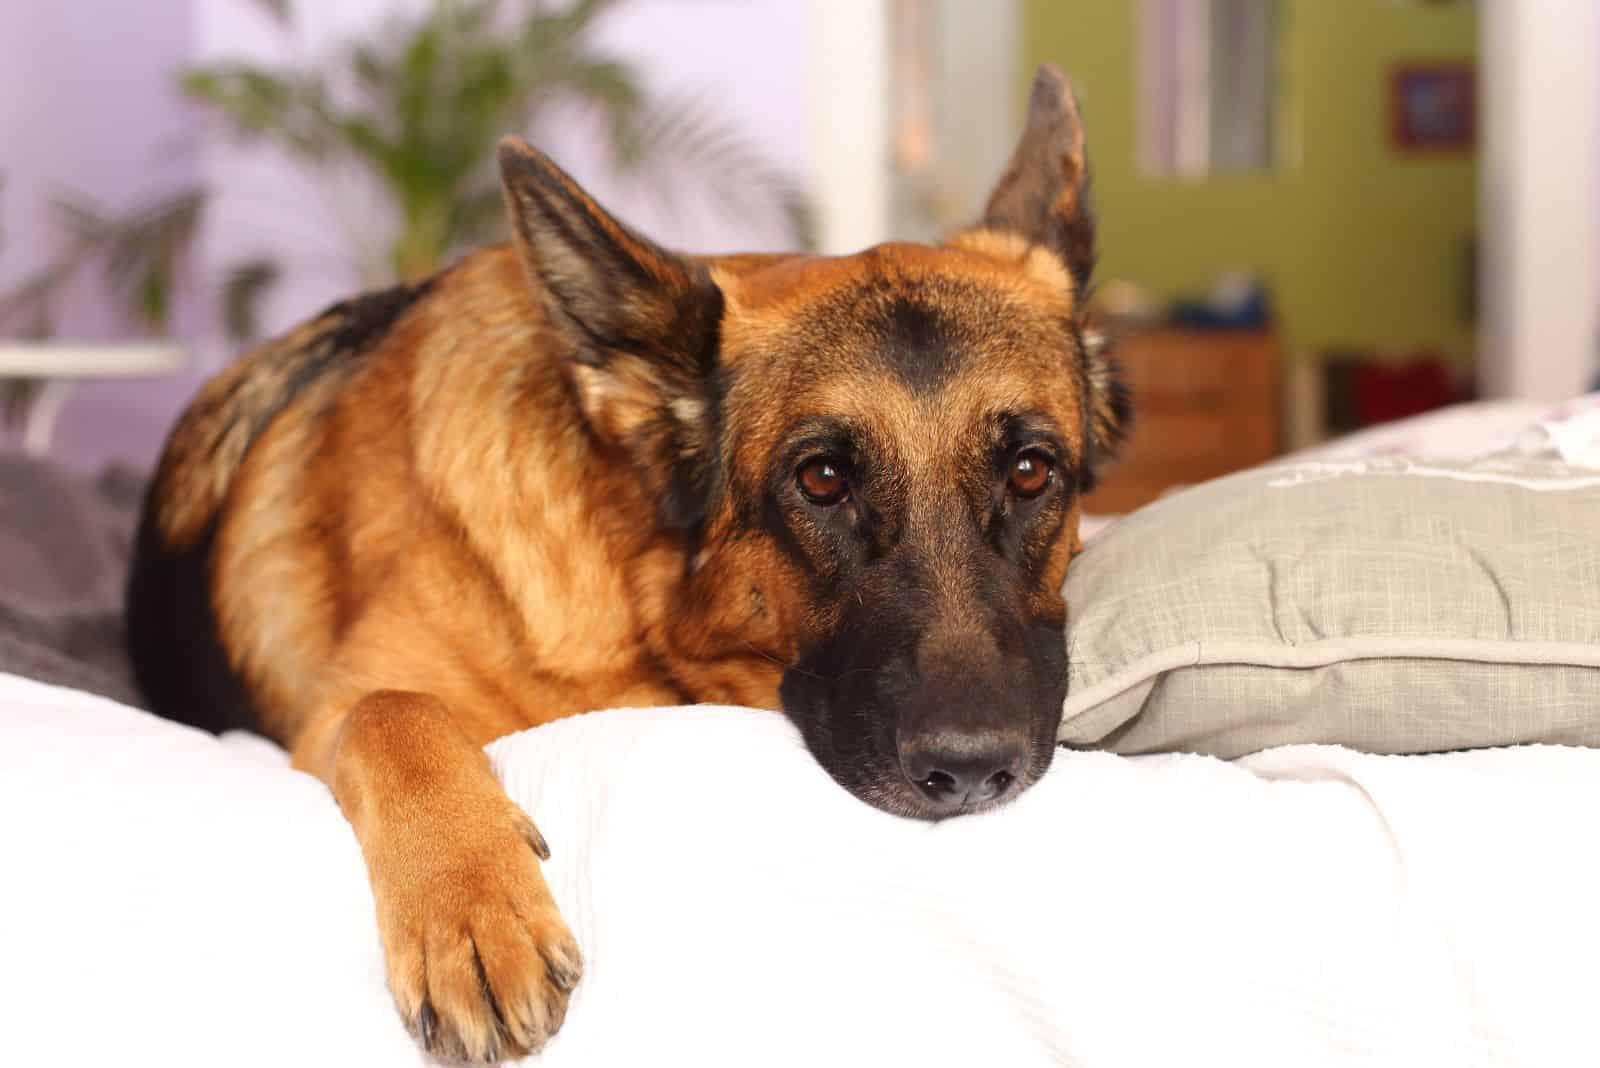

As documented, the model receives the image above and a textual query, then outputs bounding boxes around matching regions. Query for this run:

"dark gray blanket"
[0,451,147,707]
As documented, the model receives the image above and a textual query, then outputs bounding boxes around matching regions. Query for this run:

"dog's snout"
[900,731,1025,809]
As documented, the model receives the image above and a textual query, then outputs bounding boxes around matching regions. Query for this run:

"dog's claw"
[508,806,552,861]
[417,997,438,1050]
[527,824,551,861]
[378,803,578,1061]
[547,957,579,993]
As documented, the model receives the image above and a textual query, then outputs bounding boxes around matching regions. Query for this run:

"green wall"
[1020,1,1478,365]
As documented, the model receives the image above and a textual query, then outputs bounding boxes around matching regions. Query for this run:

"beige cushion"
[1060,450,1600,758]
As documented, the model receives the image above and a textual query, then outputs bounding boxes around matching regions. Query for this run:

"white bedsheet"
[4,669,1599,1067]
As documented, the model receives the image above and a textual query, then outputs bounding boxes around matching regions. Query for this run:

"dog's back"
[126,278,436,732]
[125,242,698,745]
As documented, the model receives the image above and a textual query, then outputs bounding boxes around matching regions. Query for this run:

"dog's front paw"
[373,810,583,1063]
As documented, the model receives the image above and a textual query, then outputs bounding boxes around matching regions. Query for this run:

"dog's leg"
[294,689,581,1063]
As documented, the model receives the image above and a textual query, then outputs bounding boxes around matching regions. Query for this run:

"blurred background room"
[2,0,1597,515]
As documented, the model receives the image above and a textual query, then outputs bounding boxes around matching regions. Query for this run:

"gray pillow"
[0,453,145,706]
[1060,450,1600,758]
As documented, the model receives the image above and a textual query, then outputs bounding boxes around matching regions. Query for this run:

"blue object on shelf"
[1165,272,1272,330]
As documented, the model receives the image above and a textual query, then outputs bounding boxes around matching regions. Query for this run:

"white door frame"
[808,0,892,254]
[1478,0,1600,400]
[807,0,1018,254]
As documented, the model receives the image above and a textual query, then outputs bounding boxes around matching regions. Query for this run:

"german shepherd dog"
[127,65,1128,1062]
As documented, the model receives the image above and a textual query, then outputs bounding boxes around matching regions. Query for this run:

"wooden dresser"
[1084,327,1283,515]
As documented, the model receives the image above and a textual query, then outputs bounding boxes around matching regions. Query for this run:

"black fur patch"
[878,295,959,393]
[246,278,434,450]
[653,284,726,541]
[320,281,434,357]
[811,275,1004,396]
[125,512,252,732]
[1076,332,1131,492]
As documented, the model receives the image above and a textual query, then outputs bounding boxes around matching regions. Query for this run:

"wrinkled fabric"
[6,671,1599,1067]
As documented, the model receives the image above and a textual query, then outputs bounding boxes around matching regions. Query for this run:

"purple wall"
[2,0,809,473]
[0,0,208,472]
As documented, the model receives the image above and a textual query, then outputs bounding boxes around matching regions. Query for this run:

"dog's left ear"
[979,63,1095,294]
[970,64,1129,488]
[499,137,722,533]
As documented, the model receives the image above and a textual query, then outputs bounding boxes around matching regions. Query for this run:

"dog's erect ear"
[979,64,1095,297]
[972,66,1128,489]
[499,137,723,534]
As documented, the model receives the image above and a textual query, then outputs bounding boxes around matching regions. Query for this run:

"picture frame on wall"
[1389,61,1476,153]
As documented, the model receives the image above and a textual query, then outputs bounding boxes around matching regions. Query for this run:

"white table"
[0,343,186,456]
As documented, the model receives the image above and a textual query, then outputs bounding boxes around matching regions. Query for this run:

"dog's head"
[500,65,1128,819]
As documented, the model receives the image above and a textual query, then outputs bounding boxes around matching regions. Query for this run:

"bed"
[3,399,1598,1066]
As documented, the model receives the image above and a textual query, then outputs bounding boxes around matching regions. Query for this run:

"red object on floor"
[1352,357,1462,427]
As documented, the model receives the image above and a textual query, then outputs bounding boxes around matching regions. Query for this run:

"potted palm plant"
[180,0,808,284]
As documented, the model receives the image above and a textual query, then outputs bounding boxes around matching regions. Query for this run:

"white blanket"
[4,669,1599,1067]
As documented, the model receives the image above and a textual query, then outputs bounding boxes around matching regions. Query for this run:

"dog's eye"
[1008,449,1054,498]
[797,457,848,505]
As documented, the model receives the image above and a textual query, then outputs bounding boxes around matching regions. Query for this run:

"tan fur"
[137,64,1117,1064]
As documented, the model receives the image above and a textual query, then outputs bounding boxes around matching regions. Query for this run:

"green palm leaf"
[5,0,814,336]
[622,96,814,248]
[222,258,281,343]
[50,190,206,332]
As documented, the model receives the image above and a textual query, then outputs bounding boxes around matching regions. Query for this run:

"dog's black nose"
[900,732,1025,808]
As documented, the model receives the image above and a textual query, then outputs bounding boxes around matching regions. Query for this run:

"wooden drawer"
[1115,329,1280,400]
[1114,407,1279,468]
[1085,327,1282,514]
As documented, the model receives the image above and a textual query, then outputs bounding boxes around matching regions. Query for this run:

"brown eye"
[1008,449,1054,498]
[797,457,848,505]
